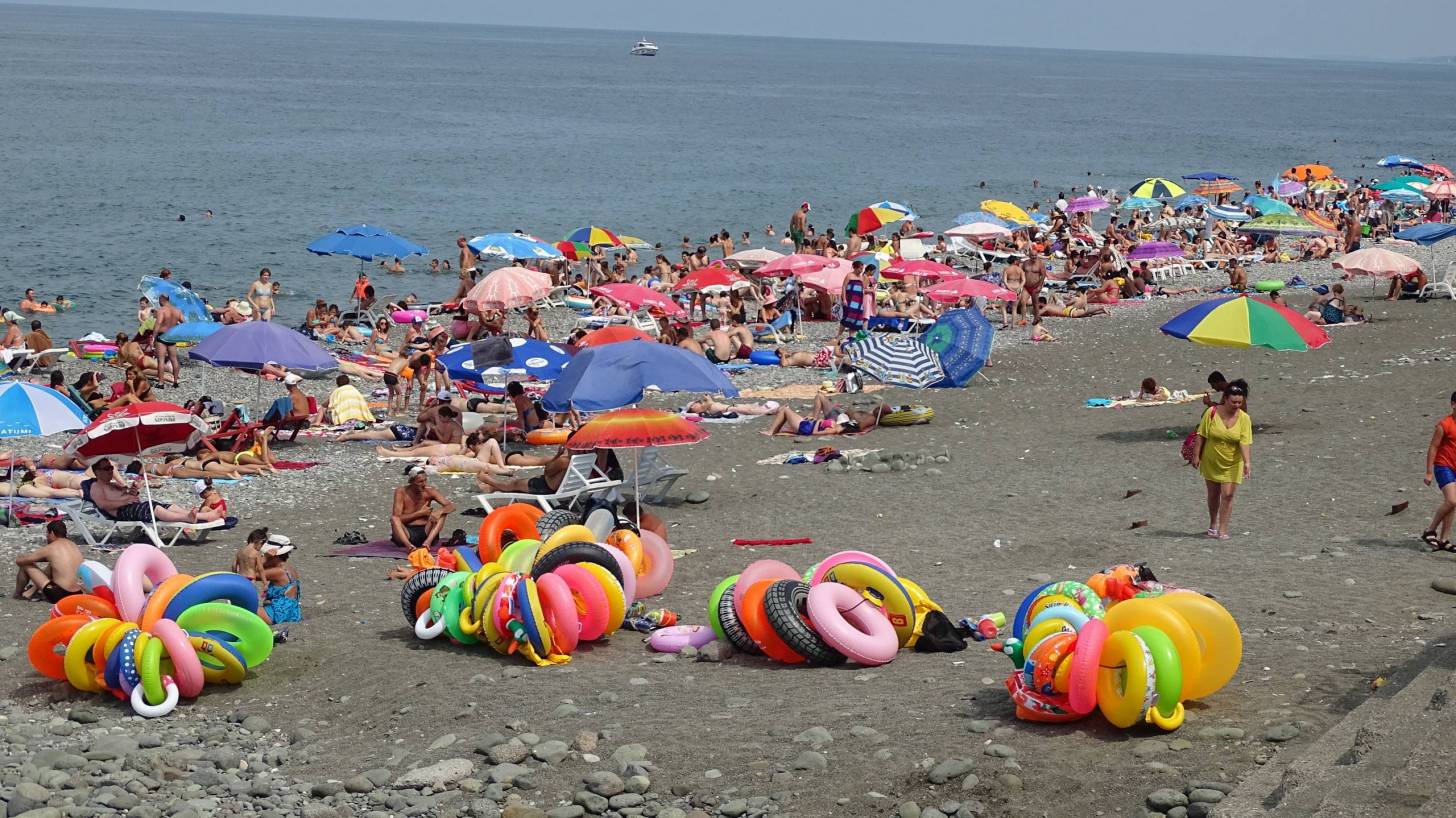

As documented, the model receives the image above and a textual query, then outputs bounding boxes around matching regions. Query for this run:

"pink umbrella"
[674,266,750,294]
[924,278,1018,303]
[1331,247,1423,278]
[1065,195,1110,214]
[880,259,963,282]
[946,222,1012,240]
[590,283,686,316]
[797,259,852,292]
[755,253,831,277]
[462,266,553,312]
[1422,180,1456,200]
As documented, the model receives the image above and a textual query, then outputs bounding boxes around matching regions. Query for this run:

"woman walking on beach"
[1421,391,1456,552]
[1190,379,1252,539]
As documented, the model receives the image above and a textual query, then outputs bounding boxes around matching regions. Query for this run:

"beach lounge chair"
[1420,261,1456,300]
[60,485,223,550]
[750,313,793,344]
[475,453,623,512]
[260,396,318,442]
[629,446,689,504]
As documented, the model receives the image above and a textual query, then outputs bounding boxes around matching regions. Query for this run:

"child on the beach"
[1135,377,1171,402]
[232,527,268,582]
[259,535,301,627]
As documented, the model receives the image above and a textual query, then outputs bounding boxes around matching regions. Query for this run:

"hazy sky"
[19,0,1456,60]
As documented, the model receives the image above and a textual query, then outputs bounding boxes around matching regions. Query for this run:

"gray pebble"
[1147,788,1189,811]
[574,791,608,814]
[476,733,510,754]
[899,803,922,818]
[608,793,644,809]
[869,462,891,474]
[487,763,531,786]
[685,491,710,504]
[489,740,531,765]
[241,715,272,733]
[718,800,748,818]
[624,774,651,794]
[1263,723,1300,742]
[532,741,570,765]
[311,781,344,797]
[583,771,624,797]
[393,758,475,790]
[431,733,460,750]
[982,744,1015,758]
[996,773,1022,790]
[966,720,995,735]
[922,809,947,818]
[928,758,974,784]
[1432,578,1456,595]
[697,641,731,662]
[1134,739,1170,758]
[545,808,585,818]
[792,751,827,772]
[1282,590,1303,599]
[8,781,50,814]
[794,726,832,748]
[1187,788,1225,804]
[961,773,980,790]
[551,704,581,719]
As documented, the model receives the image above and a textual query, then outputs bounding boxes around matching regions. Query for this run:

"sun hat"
[192,479,211,496]
[235,302,253,316]
[283,373,303,385]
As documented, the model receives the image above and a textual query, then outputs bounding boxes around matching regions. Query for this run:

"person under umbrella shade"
[920,308,994,387]
[843,335,945,389]
[467,233,563,261]
[462,266,553,311]
[567,407,706,522]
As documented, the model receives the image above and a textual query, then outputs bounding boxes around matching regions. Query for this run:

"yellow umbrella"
[616,235,654,250]
[980,200,1034,226]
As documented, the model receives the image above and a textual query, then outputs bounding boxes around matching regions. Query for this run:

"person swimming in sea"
[54,296,72,311]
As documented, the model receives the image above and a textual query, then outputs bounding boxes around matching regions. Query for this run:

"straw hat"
[235,301,253,316]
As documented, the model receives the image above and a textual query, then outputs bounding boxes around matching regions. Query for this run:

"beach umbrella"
[1182,172,1239,182]
[540,343,738,413]
[723,248,783,269]
[564,226,624,248]
[1274,180,1306,197]
[1332,247,1422,278]
[1393,223,1456,246]
[1282,164,1333,181]
[1065,195,1110,214]
[980,200,1035,225]
[1172,193,1209,210]
[1298,209,1339,234]
[439,338,571,383]
[1379,154,1426,169]
[1127,241,1185,260]
[845,204,912,235]
[1243,195,1296,216]
[1237,214,1323,236]
[568,407,706,518]
[880,259,962,282]
[462,266,554,312]
[920,309,994,387]
[923,277,1017,304]
[307,224,427,261]
[1159,296,1329,352]
[1381,188,1428,205]
[1128,178,1186,199]
[65,402,209,462]
[1193,180,1243,197]
[1420,162,1453,178]
[1207,204,1252,222]
[1145,216,1203,232]
[797,259,852,293]
[1373,175,1430,192]
[577,326,654,348]
[673,266,750,294]
[1120,197,1163,211]
[554,240,594,261]
[755,253,831,277]
[952,211,1011,228]
[616,235,654,250]
[468,233,563,261]
[159,321,224,344]
[590,283,685,317]
[138,276,211,324]
[869,200,919,220]
[0,382,89,439]
[1308,179,1347,193]
[843,335,945,389]
[1421,180,1456,200]
[188,320,335,372]
[946,222,1012,240]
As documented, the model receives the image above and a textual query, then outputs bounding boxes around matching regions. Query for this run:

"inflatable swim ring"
[564,295,592,311]
[1254,280,1284,292]
[391,309,428,324]
[647,625,717,653]
[748,349,780,366]
[880,406,934,427]
[805,582,898,666]
[526,428,570,446]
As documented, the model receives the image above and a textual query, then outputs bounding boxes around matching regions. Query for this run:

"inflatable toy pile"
[404,503,675,665]
[704,551,943,666]
[27,543,274,718]
[990,564,1241,730]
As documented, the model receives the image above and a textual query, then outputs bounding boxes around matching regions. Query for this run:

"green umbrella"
[1236,214,1323,236]
[1372,175,1429,192]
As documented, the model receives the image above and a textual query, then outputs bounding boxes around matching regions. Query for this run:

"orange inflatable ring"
[139,574,196,632]
[605,530,645,574]
[526,428,570,446]
[51,593,119,621]
[738,579,805,664]
[477,504,544,562]
[29,614,92,681]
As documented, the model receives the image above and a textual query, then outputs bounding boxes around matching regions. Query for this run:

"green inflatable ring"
[1254,280,1284,292]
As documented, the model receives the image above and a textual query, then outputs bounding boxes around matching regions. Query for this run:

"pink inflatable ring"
[805,582,899,666]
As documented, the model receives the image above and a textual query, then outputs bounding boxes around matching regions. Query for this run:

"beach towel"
[741,383,884,401]
[1086,392,1202,409]
[272,461,321,470]
[325,539,408,559]
[756,448,881,466]
[327,384,376,424]
[679,412,755,425]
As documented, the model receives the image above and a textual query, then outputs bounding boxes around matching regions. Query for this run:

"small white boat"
[630,39,658,57]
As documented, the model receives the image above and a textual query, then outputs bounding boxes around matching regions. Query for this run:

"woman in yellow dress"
[1190,380,1252,540]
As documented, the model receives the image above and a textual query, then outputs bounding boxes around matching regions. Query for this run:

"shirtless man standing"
[153,293,183,386]
[13,521,82,601]
[390,465,455,550]
[789,202,810,253]
[1021,249,1047,323]
[1000,258,1025,328]
[248,269,275,322]
[454,237,476,303]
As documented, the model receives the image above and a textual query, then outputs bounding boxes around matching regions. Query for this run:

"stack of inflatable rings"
[998,573,1242,730]
[27,543,274,718]
[402,504,674,664]
[705,552,941,667]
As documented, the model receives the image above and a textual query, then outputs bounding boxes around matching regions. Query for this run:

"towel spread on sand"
[1086,393,1202,409]
[757,448,881,466]
[741,384,884,400]
[679,412,756,424]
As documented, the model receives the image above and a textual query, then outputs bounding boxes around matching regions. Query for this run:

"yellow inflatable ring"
[1097,630,1155,728]
[578,562,626,636]
[1146,701,1186,731]
[536,525,599,563]
[499,539,542,573]
[605,529,645,574]
[1021,617,1076,658]
[898,577,944,649]
[477,573,513,654]
[190,635,246,684]
[1156,591,1241,700]
[64,617,121,693]
[1103,596,1203,695]
[817,561,917,647]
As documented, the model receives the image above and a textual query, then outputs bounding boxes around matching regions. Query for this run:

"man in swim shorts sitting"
[83,459,199,523]
[13,520,82,602]
[703,319,755,364]
[390,465,455,550]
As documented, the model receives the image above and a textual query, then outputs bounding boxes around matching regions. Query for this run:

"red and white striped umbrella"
[462,266,554,312]
[754,253,831,277]
[63,402,209,463]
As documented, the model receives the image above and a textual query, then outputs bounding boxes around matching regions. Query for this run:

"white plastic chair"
[1419,261,1456,300]
[476,453,623,512]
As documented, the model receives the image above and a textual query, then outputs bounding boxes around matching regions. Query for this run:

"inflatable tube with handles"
[28,614,91,680]
[478,504,543,562]
[551,563,611,642]
[805,582,898,666]
[816,561,918,647]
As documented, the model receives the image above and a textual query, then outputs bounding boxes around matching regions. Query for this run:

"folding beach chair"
[475,453,623,512]
[630,446,689,504]
[1420,261,1456,300]
[59,496,223,550]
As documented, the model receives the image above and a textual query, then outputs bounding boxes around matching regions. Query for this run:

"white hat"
[193,479,211,497]
[283,373,303,385]
[437,389,453,400]
[235,301,253,316]
[263,533,294,555]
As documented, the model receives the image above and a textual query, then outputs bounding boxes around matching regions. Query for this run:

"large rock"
[928,758,974,785]
[394,759,476,790]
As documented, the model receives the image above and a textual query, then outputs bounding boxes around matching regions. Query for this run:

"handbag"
[1181,407,1213,464]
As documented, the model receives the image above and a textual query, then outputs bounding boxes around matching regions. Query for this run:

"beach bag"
[1181,408,1212,464]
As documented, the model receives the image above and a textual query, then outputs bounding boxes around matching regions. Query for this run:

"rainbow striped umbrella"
[1129,178,1186,199]
[1299,209,1339,234]
[564,226,623,247]
[845,204,912,235]
[1160,296,1329,352]
[554,240,594,260]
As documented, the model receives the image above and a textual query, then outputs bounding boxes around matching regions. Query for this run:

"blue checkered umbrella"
[844,335,944,389]
[920,309,993,388]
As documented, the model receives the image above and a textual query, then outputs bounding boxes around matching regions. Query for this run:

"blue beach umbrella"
[159,322,224,344]
[1394,223,1456,246]
[468,233,563,261]
[1243,195,1296,216]
[843,335,945,389]
[0,382,89,438]
[307,224,427,261]
[1378,154,1426,169]
[952,211,1011,228]
[188,321,336,372]
[139,276,211,324]
[1173,193,1209,210]
[439,338,572,383]
[541,343,738,413]
[1121,197,1162,211]
[1206,204,1252,222]
[869,200,919,221]
[1381,189,1428,205]
[920,309,993,388]
[1181,172,1240,181]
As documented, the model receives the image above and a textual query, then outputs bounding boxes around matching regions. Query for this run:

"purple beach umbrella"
[1127,241,1186,261]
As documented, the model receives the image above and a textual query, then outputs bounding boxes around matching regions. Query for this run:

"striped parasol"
[564,226,624,247]
[554,240,594,261]
[1160,296,1329,352]
[1237,214,1323,236]
[1128,178,1186,199]
[568,408,706,451]
[845,204,912,235]
[1194,180,1243,196]
[1206,204,1251,222]
[844,335,945,389]
[461,266,553,311]
[1298,209,1339,234]
[980,200,1035,225]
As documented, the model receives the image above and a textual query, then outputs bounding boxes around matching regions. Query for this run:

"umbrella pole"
[634,448,641,526]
